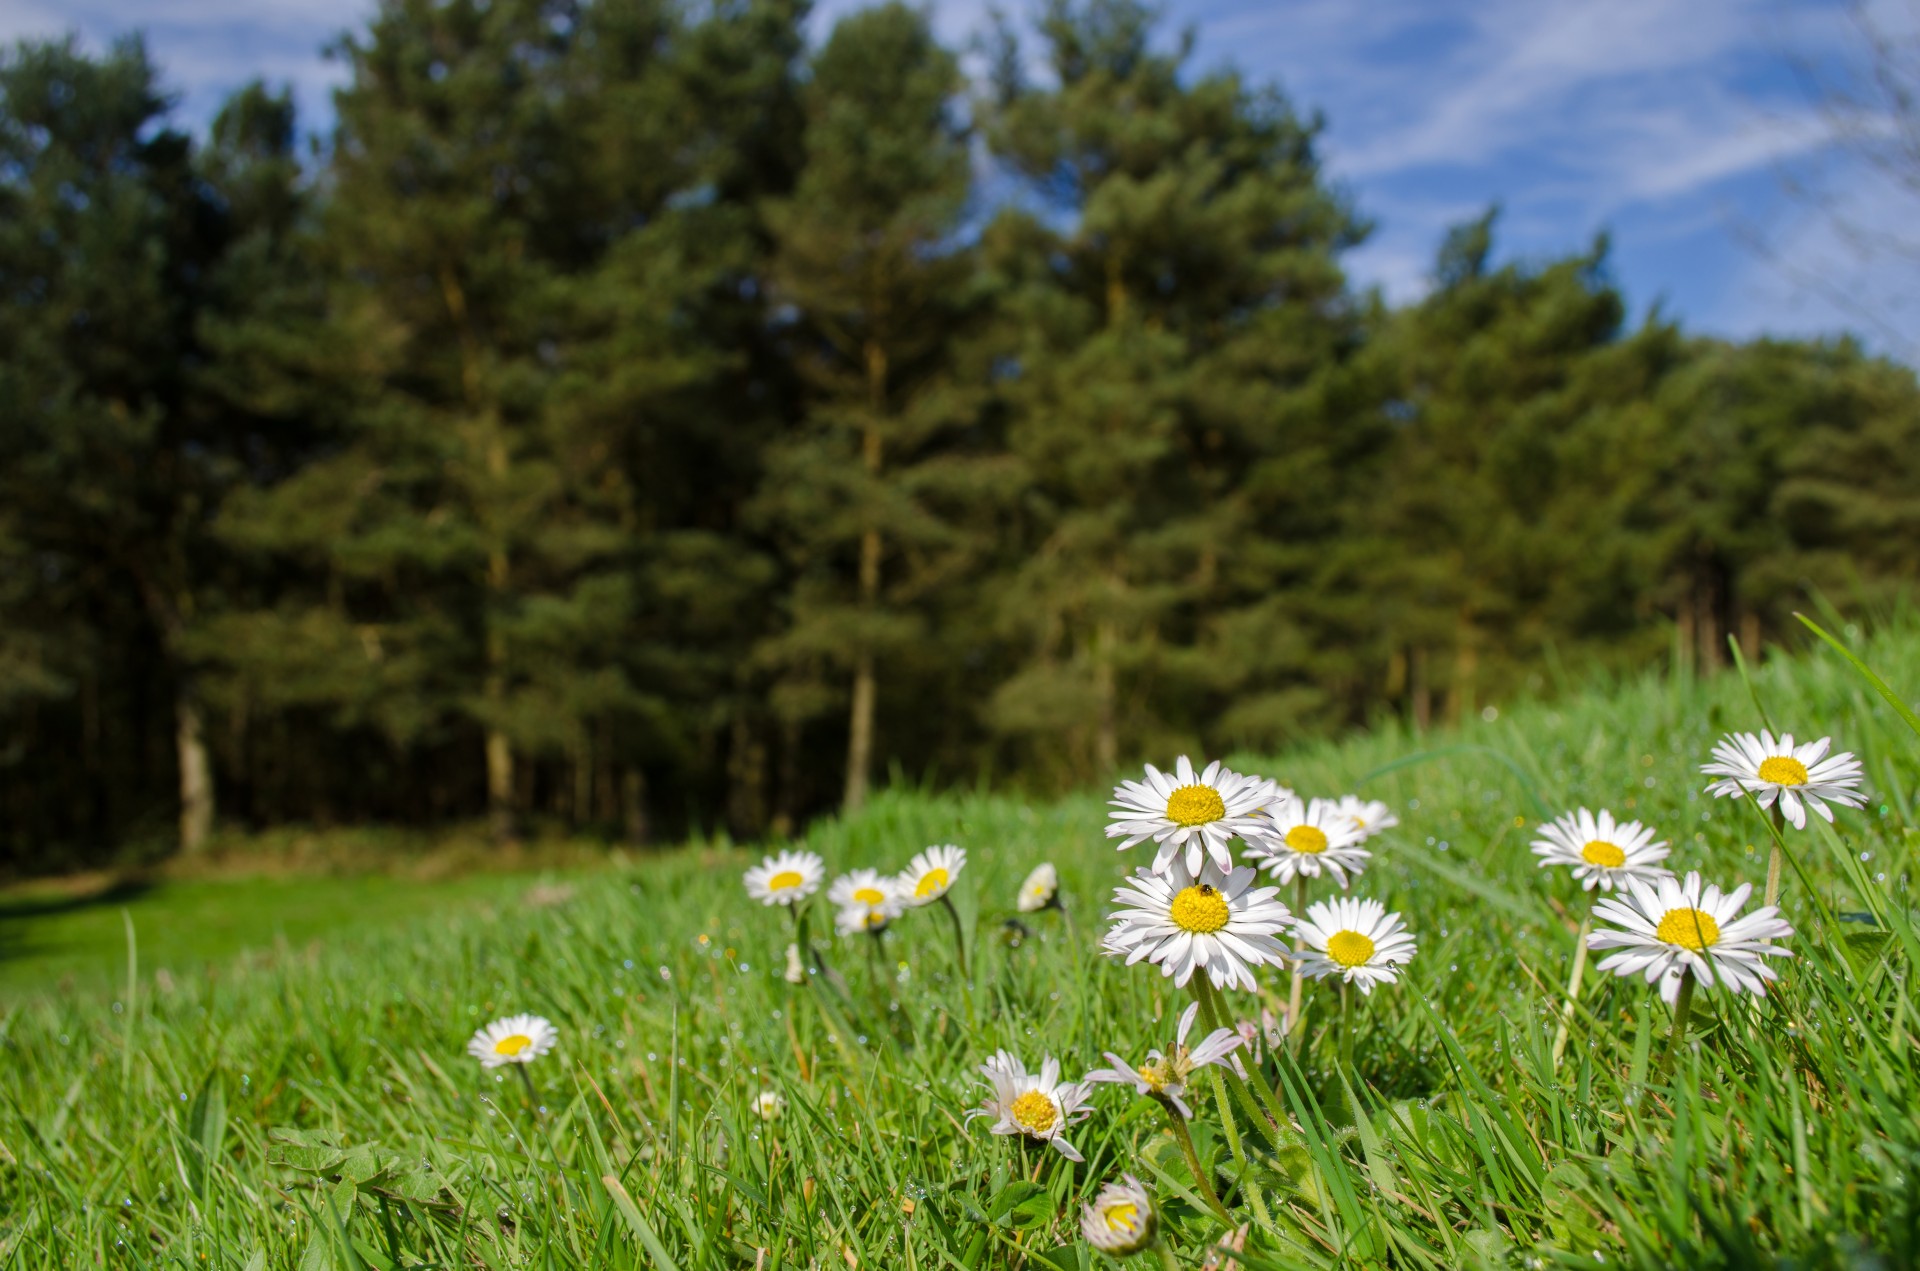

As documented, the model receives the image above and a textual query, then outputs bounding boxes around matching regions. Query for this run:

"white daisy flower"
[898,844,967,907]
[1293,898,1416,995]
[743,849,825,907]
[1085,1001,1243,1120]
[1336,795,1399,840]
[1106,755,1283,875]
[782,942,807,985]
[1104,857,1293,992]
[1530,807,1673,891]
[1587,871,1794,1004]
[466,1014,558,1069]
[828,868,899,910]
[835,890,904,937]
[1017,863,1059,913]
[1080,1174,1156,1255]
[752,1090,786,1121]
[1701,729,1866,829]
[1247,795,1371,888]
[969,1050,1094,1161]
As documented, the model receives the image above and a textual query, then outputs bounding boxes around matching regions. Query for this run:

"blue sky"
[2,0,1914,358]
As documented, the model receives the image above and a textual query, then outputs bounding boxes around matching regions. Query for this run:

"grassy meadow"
[2,620,1918,1268]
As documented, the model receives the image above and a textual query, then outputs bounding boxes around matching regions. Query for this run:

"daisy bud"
[1081,1174,1156,1255]
[1017,862,1059,913]
[783,942,807,985]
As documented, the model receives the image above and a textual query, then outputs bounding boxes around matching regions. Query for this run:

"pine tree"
[980,0,1364,779]
[752,2,986,813]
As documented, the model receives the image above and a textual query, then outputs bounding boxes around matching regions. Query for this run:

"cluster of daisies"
[1528,728,1864,1005]
[743,842,968,939]
[1102,757,1413,997]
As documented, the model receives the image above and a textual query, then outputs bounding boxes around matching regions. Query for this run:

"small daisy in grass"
[1248,795,1370,888]
[1106,756,1283,875]
[1104,858,1293,992]
[743,849,824,907]
[1086,1001,1242,1120]
[1701,729,1866,829]
[1017,862,1059,913]
[467,1014,557,1069]
[1336,795,1399,840]
[752,1090,786,1121]
[1588,871,1794,1004]
[834,891,904,937]
[1080,1174,1156,1255]
[1293,898,1416,995]
[898,844,966,906]
[970,1050,1094,1161]
[1531,807,1673,891]
[828,867,898,910]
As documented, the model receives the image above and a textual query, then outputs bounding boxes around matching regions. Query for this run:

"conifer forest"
[3,0,1917,874]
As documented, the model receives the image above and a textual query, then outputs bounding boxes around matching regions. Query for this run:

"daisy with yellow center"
[1016,862,1059,913]
[1106,755,1282,875]
[829,867,897,910]
[466,1013,558,1069]
[834,888,904,937]
[897,844,967,906]
[969,1050,1094,1161]
[1701,729,1865,830]
[1085,1001,1243,1121]
[1293,898,1417,995]
[742,849,825,907]
[1104,858,1292,992]
[1530,807,1672,891]
[1248,795,1371,888]
[1587,871,1794,1005]
[1080,1174,1157,1255]
[753,1090,786,1121]
[1335,795,1399,841]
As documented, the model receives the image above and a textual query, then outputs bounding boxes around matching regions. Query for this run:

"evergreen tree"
[980,0,1364,780]
[753,2,985,813]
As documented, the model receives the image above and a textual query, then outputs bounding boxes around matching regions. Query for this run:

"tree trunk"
[1093,616,1118,774]
[175,688,214,853]
[621,766,649,846]
[843,341,887,815]
[485,713,515,845]
[1410,647,1431,732]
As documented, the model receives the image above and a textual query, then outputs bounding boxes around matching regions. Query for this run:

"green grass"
[3,622,1918,1268]
[0,871,569,1003]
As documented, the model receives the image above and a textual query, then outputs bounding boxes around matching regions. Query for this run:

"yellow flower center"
[1136,1064,1163,1090]
[1326,931,1375,968]
[1285,825,1329,855]
[1102,1201,1140,1232]
[493,1034,532,1056]
[863,909,889,930]
[767,870,804,891]
[1581,840,1627,868]
[914,868,950,898]
[853,886,887,904]
[1009,1089,1058,1132]
[1169,885,1231,933]
[1757,756,1809,786]
[1655,907,1720,951]
[1166,784,1227,827]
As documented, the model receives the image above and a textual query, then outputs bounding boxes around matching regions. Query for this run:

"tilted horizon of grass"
[1,618,1917,1267]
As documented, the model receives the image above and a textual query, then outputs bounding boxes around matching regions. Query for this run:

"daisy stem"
[1338,981,1354,1075]
[1764,804,1787,908]
[938,893,971,983]
[1286,876,1308,1053]
[514,1063,541,1116]
[1655,971,1697,1084]
[1551,912,1593,1070]
[1192,978,1283,1151]
[1168,1113,1232,1223]
[1153,1238,1183,1271]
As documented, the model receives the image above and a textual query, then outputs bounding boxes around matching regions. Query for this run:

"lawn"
[0,870,577,1004]
[0,618,1916,1268]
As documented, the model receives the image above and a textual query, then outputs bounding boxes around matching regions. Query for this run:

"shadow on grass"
[0,875,157,966]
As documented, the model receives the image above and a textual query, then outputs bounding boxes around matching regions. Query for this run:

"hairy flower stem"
[1551,912,1593,1070]
[1192,979,1283,1150]
[1286,876,1308,1052]
[1654,971,1697,1085]
[1153,1239,1182,1271]
[1338,982,1354,1075]
[1168,1114,1232,1223]
[1764,803,1787,908]
[938,894,971,981]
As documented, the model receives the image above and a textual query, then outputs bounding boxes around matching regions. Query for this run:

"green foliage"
[2,615,1919,1264]
[3,3,1920,868]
